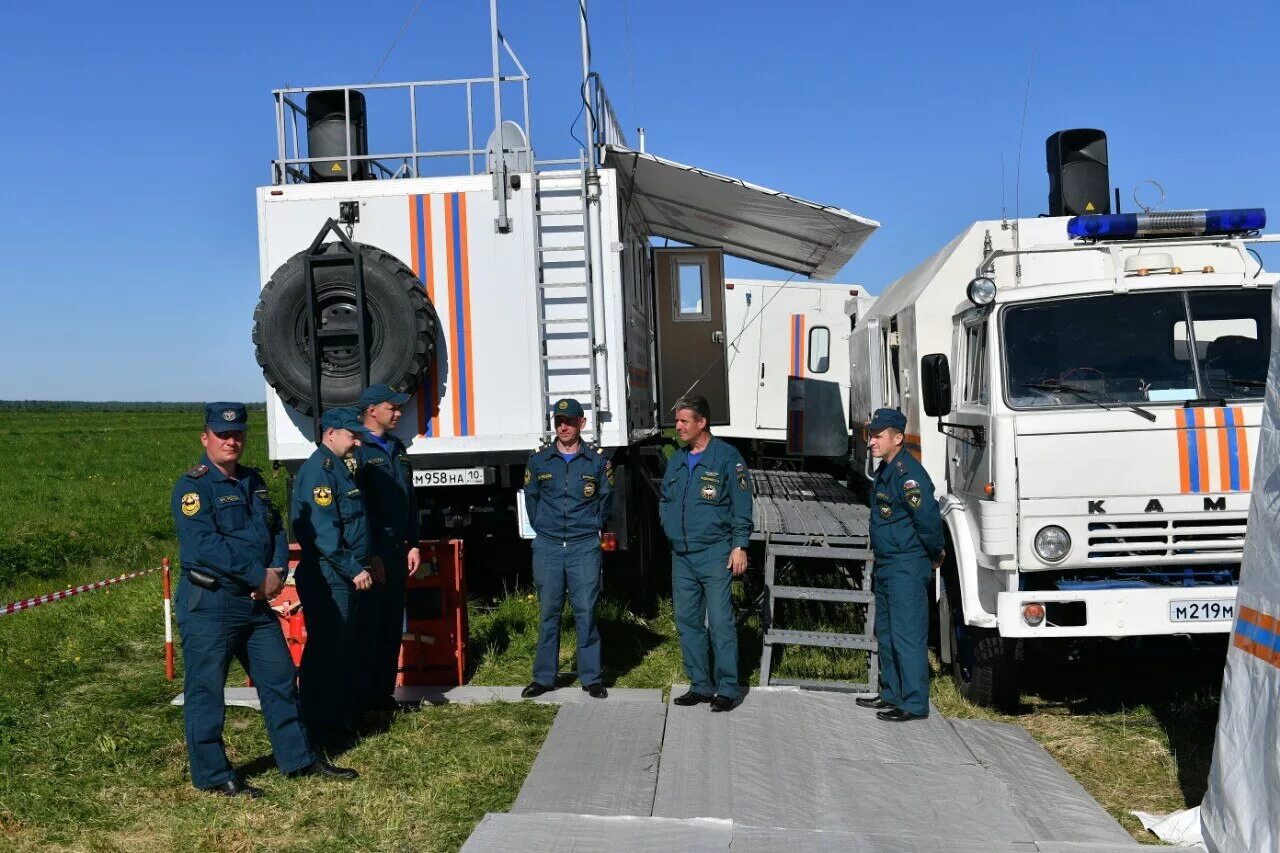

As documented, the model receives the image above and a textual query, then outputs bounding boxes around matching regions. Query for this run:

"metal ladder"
[532,152,601,441]
[758,540,879,693]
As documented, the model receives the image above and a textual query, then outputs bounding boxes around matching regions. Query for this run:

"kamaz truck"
[850,130,1277,707]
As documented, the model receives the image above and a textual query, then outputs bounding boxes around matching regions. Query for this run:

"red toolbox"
[398,539,468,687]
[262,540,468,685]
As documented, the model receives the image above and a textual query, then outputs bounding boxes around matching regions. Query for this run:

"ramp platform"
[463,687,1145,851]
[751,470,869,544]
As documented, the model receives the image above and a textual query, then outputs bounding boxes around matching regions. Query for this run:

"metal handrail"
[585,74,628,168]
[271,70,531,185]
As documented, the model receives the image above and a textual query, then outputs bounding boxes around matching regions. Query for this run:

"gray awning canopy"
[605,146,878,280]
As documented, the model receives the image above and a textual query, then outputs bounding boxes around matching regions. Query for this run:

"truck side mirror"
[921,353,952,417]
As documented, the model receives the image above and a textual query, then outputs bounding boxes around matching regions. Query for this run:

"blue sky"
[2,0,1277,401]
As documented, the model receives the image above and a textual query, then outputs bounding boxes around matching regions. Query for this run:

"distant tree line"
[0,401,268,412]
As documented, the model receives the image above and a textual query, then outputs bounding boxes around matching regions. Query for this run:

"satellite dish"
[486,121,531,175]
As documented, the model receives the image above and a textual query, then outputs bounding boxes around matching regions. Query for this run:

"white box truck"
[850,137,1275,706]
[251,3,878,578]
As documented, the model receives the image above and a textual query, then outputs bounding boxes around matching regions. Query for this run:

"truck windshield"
[1004,288,1270,408]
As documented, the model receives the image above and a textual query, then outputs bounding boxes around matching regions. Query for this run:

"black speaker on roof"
[1046,129,1110,217]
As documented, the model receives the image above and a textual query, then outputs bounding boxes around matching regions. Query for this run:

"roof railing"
[270,33,532,185]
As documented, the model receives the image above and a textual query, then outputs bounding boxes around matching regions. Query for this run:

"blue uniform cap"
[320,406,363,433]
[868,408,908,432]
[205,402,248,432]
[359,384,411,409]
[551,398,585,418]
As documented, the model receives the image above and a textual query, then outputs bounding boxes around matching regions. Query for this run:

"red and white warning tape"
[0,565,161,617]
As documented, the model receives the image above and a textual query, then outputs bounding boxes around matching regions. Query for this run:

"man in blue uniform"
[355,384,421,715]
[172,403,355,797]
[521,398,613,699]
[856,408,945,722]
[291,406,376,747]
[659,396,752,712]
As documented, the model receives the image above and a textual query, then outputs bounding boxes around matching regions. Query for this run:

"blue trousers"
[360,545,409,707]
[672,543,740,699]
[531,536,603,687]
[873,560,932,716]
[176,575,314,789]
[295,561,364,742]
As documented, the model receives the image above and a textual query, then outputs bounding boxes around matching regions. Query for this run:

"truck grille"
[1087,515,1247,559]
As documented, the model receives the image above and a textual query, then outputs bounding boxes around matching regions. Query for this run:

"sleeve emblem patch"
[180,492,201,517]
[701,484,718,500]
[903,479,920,490]
[523,469,532,486]
[906,491,922,509]
[878,503,892,518]
[583,481,597,498]
[313,486,334,507]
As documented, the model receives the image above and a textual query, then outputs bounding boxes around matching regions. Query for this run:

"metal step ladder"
[532,153,601,441]
[758,541,878,693]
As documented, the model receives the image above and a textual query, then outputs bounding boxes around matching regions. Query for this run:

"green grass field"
[0,406,1219,849]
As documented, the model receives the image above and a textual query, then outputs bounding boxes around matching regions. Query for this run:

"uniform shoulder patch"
[180,492,201,516]
[523,468,531,486]
[903,479,920,491]
[313,486,334,507]
[186,464,208,478]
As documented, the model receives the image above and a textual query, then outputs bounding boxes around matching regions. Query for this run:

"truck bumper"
[996,587,1237,638]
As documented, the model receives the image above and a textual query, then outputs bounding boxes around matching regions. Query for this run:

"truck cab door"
[947,311,994,500]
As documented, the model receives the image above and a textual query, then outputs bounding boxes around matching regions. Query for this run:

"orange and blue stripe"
[1177,406,1250,494]
[408,194,439,437]
[790,314,806,377]
[445,192,477,437]
[1234,605,1280,669]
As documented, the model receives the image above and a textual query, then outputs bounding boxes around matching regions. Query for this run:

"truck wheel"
[252,241,439,416]
[943,578,1022,710]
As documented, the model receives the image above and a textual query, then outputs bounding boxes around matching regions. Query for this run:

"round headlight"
[1034,526,1071,563]
[967,276,997,306]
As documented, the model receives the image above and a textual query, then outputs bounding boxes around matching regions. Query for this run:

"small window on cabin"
[808,326,831,373]
[674,261,708,321]
[963,323,988,404]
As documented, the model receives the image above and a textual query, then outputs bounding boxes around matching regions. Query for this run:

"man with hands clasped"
[172,403,354,799]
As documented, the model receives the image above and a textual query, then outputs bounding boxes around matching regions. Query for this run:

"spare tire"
[252,241,439,416]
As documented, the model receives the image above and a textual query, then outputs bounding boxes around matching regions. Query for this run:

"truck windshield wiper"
[1024,382,1158,422]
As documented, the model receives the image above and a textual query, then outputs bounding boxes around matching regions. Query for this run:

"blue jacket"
[523,442,613,544]
[869,450,945,566]
[660,437,753,553]
[355,429,419,552]
[290,445,371,581]
[171,455,287,593]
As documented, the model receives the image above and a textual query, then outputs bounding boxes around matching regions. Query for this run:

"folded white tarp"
[604,146,878,280]
[1201,285,1280,852]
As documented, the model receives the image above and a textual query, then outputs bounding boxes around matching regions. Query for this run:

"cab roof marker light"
[1067,208,1266,240]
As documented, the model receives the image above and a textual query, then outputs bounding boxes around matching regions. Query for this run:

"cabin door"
[654,247,729,426]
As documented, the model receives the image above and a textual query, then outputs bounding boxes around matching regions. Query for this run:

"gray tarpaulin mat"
[653,687,977,822]
[466,686,1148,850]
[461,813,731,852]
[731,827,1040,852]
[394,684,663,705]
[512,702,667,816]
[949,719,1137,845]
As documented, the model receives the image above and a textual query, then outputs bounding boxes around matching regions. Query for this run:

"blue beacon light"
[1067,208,1266,240]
